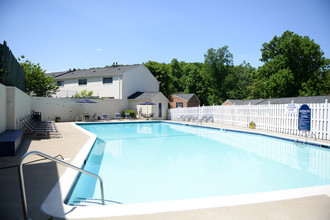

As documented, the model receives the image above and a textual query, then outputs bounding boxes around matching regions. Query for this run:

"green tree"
[225,61,255,100]
[204,46,233,104]
[144,61,174,101]
[73,89,94,98]
[170,58,184,93]
[252,30,329,98]
[19,56,58,97]
[183,63,208,105]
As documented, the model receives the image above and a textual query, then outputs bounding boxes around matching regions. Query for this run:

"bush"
[122,110,136,118]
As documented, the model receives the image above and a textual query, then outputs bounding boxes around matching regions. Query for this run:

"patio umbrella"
[140,101,155,118]
[76,99,97,112]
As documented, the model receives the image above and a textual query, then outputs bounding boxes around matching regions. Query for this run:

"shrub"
[249,121,256,129]
[122,110,136,118]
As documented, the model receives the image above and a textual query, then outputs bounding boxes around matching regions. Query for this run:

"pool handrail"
[18,150,105,220]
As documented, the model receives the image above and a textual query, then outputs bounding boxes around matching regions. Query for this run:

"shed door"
[158,103,162,118]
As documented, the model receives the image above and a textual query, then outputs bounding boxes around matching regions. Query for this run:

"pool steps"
[18,151,105,220]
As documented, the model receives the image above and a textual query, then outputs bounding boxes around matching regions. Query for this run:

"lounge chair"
[179,115,188,121]
[198,115,207,123]
[91,113,97,121]
[102,114,110,121]
[177,115,185,121]
[21,116,61,138]
[76,113,82,122]
[114,113,123,120]
[148,113,154,119]
[206,116,214,122]
[125,113,131,119]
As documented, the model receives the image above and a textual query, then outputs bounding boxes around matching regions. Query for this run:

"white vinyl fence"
[168,100,330,141]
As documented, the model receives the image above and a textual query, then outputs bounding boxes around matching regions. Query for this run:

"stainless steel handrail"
[18,151,105,220]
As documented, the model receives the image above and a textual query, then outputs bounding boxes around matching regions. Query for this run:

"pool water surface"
[66,122,330,206]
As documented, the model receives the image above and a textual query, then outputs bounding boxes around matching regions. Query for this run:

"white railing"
[168,100,330,141]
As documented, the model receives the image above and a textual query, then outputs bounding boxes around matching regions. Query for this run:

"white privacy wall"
[6,86,31,130]
[0,84,6,133]
[31,97,129,121]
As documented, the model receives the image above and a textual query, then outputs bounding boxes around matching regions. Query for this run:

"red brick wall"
[187,95,200,107]
[170,95,188,108]
[170,95,200,108]
[222,100,233,106]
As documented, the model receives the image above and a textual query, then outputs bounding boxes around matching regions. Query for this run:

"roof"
[45,65,140,80]
[128,91,159,100]
[225,95,330,105]
[226,99,265,105]
[172,93,196,102]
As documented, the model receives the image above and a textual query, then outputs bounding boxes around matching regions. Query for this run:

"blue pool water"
[66,122,330,206]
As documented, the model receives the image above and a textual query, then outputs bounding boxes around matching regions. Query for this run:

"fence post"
[326,99,329,140]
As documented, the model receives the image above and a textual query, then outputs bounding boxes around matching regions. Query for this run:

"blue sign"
[298,104,311,131]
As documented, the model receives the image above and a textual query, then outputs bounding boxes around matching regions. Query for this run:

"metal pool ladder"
[18,151,105,220]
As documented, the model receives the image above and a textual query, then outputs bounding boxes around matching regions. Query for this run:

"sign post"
[297,104,315,142]
[298,104,311,131]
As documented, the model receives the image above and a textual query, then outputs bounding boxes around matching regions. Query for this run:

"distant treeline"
[144,31,329,105]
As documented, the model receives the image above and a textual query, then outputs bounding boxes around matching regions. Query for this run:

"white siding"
[53,65,159,99]
[128,93,169,120]
[54,76,121,98]
[122,65,159,99]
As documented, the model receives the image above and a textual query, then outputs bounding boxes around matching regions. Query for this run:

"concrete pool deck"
[0,120,329,220]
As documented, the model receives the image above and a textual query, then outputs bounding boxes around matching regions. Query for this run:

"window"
[103,77,113,84]
[78,79,87,85]
[176,102,183,108]
[57,81,64,86]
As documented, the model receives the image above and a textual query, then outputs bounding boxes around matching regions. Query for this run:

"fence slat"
[168,101,330,141]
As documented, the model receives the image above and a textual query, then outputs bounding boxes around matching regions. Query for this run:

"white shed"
[128,92,169,120]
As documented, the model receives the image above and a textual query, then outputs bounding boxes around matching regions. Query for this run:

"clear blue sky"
[1,0,329,73]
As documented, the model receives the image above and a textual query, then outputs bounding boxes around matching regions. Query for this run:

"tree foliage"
[204,46,234,104]
[143,31,328,106]
[250,30,329,98]
[73,89,94,98]
[144,61,174,101]
[225,62,255,100]
[183,63,208,105]
[19,56,58,97]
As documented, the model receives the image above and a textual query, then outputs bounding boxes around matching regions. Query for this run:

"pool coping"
[41,121,330,219]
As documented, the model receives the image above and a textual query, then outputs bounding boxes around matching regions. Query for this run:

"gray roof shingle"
[45,65,140,80]
[172,93,195,101]
[128,91,159,100]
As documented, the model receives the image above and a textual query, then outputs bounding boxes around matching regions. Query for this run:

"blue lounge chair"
[114,113,123,120]
[125,113,131,119]
[102,114,110,121]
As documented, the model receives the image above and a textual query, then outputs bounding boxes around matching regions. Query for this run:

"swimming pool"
[65,121,330,206]
[41,121,330,218]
